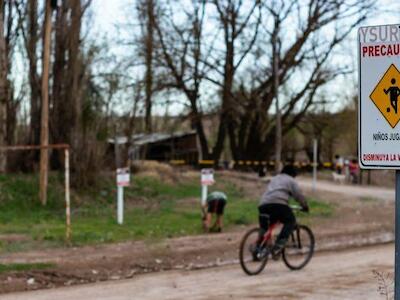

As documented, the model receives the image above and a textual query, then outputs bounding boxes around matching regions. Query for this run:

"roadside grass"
[0,172,334,251]
[292,198,334,226]
[359,196,379,202]
[0,263,55,273]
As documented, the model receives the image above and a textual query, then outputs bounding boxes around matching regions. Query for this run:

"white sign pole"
[64,148,71,241]
[117,186,124,225]
[116,167,130,225]
[201,185,208,207]
[200,168,214,215]
[312,139,318,192]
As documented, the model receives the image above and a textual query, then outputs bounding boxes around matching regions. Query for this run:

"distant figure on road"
[349,159,359,184]
[203,191,227,233]
[334,155,344,174]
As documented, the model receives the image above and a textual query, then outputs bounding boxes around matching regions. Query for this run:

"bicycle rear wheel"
[239,228,269,275]
[282,225,314,270]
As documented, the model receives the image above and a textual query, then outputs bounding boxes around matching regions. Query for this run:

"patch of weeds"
[360,196,378,202]
[0,263,56,273]
[373,270,394,300]
[232,215,252,225]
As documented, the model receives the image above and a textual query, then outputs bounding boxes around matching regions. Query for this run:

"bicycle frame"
[260,221,303,250]
[260,222,280,246]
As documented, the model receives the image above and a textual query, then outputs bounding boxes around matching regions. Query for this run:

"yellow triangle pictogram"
[370,64,400,128]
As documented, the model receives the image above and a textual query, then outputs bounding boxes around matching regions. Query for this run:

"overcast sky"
[87,0,400,115]
[91,0,400,38]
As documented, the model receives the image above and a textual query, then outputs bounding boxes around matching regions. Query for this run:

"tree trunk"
[67,0,83,135]
[0,1,8,172]
[144,0,154,133]
[273,22,282,173]
[51,0,68,149]
[213,37,234,163]
[5,83,15,145]
[27,0,41,147]
[39,0,53,205]
[190,103,210,160]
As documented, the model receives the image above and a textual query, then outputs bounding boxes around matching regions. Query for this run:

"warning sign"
[370,64,400,128]
[359,24,400,169]
[201,169,215,186]
[116,168,130,187]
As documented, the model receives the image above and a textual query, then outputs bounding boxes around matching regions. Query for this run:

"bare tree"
[0,0,8,172]
[271,9,281,172]
[207,0,261,162]
[27,0,41,146]
[0,0,21,170]
[154,0,212,159]
[16,0,42,147]
[154,0,261,162]
[50,0,91,163]
[227,0,374,162]
[140,0,155,133]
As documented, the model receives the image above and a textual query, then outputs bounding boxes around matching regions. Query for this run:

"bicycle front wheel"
[282,225,315,270]
[239,228,269,275]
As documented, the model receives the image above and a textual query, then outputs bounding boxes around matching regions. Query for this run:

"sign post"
[358,24,400,298]
[116,167,130,225]
[312,139,318,192]
[200,168,215,210]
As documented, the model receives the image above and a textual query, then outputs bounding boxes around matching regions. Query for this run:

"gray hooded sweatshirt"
[259,174,306,207]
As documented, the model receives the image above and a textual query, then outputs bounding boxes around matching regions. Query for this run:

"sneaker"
[249,244,259,261]
[271,242,285,260]
[251,244,269,261]
[258,246,269,260]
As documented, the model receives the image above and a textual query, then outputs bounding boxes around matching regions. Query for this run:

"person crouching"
[203,191,227,233]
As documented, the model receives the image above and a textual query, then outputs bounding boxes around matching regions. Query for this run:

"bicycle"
[239,205,315,275]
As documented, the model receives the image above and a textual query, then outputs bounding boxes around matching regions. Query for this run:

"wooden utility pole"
[39,0,53,205]
[273,19,282,173]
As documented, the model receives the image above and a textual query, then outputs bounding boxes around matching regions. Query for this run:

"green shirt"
[207,191,227,202]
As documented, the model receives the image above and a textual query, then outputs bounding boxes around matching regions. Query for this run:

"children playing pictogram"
[384,78,400,113]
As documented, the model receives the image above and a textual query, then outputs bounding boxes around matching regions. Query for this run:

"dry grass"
[132,161,181,183]
[373,270,394,300]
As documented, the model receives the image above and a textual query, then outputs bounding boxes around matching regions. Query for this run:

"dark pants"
[258,203,296,245]
[207,199,226,215]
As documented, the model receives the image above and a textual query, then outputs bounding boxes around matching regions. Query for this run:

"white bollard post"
[116,167,130,225]
[64,148,71,241]
[201,185,208,207]
[117,186,124,225]
[312,139,318,192]
[200,168,214,218]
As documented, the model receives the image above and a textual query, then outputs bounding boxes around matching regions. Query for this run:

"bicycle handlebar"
[290,205,309,212]
[289,205,302,210]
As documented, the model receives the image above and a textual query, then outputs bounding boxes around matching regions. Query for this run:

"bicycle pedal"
[271,252,281,261]
[259,247,269,259]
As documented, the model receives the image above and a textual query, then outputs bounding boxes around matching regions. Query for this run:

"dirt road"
[229,171,395,201]
[298,178,394,202]
[2,244,393,300]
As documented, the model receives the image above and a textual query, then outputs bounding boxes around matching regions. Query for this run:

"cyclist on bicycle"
[258,164,309,254]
